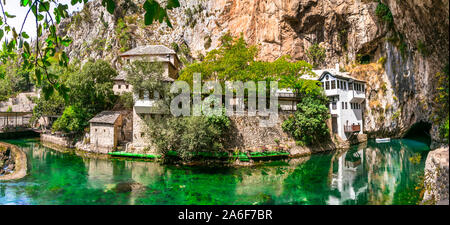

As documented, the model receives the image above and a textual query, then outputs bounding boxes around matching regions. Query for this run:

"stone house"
[113,71,133,95]
[89,111,127,153]
[117,45,181,151]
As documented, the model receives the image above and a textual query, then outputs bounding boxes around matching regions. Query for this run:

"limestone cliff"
[57,0,449,143]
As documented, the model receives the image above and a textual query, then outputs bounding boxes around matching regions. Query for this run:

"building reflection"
[327,140,424,205]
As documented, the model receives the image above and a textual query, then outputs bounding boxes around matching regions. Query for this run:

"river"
[0,138,430,205]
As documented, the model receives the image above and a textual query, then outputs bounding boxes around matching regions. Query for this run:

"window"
[349,83,353,90]
[342,102,345,109]
[362,84,365,92]
[118,85,121,89]
[126,85,129,89]
[325,81,330,90]
[95,129,97,132]
[337,80,340,89]
[345,102,348,109]
[331,80,336,89]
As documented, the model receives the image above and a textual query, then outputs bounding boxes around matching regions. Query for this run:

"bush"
[282,94,330,146]
[145,113,230,161]
[306,44,326,68]
[375,1,394,27]
[52,106,91,133]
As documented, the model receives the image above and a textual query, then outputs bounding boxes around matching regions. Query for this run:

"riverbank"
[0,142,28,180]
[422,146,449,205]
[39,131,368,166]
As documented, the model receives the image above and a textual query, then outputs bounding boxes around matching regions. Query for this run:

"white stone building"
[309,66,366,140]
[118,45,181,151]
[89,111,125,153]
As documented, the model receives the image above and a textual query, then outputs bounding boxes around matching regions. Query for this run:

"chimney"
[335,63,339,72]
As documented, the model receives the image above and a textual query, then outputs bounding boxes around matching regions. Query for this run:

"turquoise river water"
[0,138,430,205]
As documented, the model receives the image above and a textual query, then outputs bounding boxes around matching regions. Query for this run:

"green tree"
[178,34,314,89]
[282,94,330,146]
[51,59,117,133]
[0,0,180,100]
[145,112,230,161]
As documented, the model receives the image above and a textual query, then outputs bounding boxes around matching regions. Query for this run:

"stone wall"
[0,142,27,181]
[224,112,339,156]
[40,134,74,148]
[423,146,449,205]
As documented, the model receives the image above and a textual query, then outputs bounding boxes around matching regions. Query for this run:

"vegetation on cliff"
[433,64,449,141]
[179,34,316,90]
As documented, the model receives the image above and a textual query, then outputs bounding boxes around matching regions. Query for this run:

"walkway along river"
[0,138,430,205]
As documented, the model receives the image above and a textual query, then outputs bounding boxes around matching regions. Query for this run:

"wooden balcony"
[344,124,361,133]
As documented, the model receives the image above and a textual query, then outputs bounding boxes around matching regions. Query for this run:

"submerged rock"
[109,182,146,193]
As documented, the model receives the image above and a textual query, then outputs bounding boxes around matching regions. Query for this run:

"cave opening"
[358,54,371,64]
[403,121,432,145]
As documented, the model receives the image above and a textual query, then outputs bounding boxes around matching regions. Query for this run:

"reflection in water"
[0,138,428,205]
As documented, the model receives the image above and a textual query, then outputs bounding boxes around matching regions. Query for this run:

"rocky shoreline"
[422,146,449,205]
[0,142,28,181]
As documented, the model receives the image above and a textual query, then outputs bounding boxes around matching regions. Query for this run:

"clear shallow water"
[0,138,429,205]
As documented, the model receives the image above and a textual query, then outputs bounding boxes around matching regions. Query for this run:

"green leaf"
[4,12,16,18]
[21,32,29,39]
[0,30,3,41]
[21,0,31,6]
[61,38,72,47]
[102,0,116,14]
[166,0,180,9]
[35,69,42,85]
[38,1,50,12]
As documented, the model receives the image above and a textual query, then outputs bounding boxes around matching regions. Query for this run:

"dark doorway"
[332,117,338,133]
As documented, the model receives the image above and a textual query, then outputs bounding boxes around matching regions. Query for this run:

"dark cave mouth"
[403,121,432,145]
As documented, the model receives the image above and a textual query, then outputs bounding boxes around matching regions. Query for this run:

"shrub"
[52,105,91,133]
[282,94,330,146]
[306,43,326,68]
[375,1,394,27]
[145,113,231,161]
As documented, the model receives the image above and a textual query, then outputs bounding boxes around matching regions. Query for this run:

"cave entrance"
[403,121,432,145]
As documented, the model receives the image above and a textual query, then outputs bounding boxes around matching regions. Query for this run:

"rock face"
[423,146,449,205]
[57,0,448,142]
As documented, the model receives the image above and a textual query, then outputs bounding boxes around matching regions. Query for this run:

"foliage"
[145,112,231,161]
[433,64,449,141]
[114,92,134,110]
[125,60,165,95]
[179,34,316,91]
[306,44,326,68]
[416,40,429,57]
[375,1,394,27]
[52,105,91,133]
[31,91,65,123]
[115,18,132,52]
[0,0,180,100]
[282,94,330,146]
[51,59,117,133]
[0,53,32,101]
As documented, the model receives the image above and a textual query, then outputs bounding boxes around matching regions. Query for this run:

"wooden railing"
[344,124,361,133]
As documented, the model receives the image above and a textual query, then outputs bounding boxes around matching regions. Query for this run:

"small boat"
[376,138,391,143]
